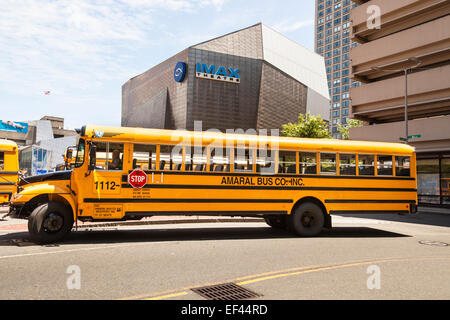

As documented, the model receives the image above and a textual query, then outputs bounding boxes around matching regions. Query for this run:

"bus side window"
[234,148,253,173]
[210,147,231,172]
[279,151,297,174]
[339,154,356,175]
[378,155,393,176]
[256,147,276,175]
[133,144,156,170]
[92,142,124,171]
[0,152,4,170]
[396,156,411,176]
[299,152,317,174]
[160,145,183,171]
[320,153,337,175]
[185,146,207,171]
[359,154,375,176]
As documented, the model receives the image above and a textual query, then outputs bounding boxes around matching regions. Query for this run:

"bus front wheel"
[288,202,324,237]
[28,202,74,244]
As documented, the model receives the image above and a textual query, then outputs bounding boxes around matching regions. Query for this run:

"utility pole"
[371,57,422,144]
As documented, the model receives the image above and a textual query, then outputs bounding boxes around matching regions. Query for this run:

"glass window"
[441,158,450,204]
[256,147,276,174]
[359,154,375,176]
[186,146,207,172]
[92,142,124,171]
[320,153,337,175]
[0,152,4,170]
[417,158,439,204]
[339,154,356,175]
[133,144,156,170]
[210,147,231,172]
[299,152,317,174]
[279,151,297,174]
[395,156,410,177]
[74,139,85,168]
[378,155,393,176]
[234,148,253,172]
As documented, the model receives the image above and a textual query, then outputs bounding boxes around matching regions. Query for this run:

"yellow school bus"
[0,139,19,204]
[8,125,417,243]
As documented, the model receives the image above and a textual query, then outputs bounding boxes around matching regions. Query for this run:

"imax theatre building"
[122,23,330,132]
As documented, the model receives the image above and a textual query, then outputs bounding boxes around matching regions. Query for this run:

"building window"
[417,158,439,204]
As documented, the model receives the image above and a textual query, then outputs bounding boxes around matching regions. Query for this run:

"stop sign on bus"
[128,169,148,188]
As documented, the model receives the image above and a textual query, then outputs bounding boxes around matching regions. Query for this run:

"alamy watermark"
[366,265,381,290]
[66,265,81,290]
[367,5,381,30]
[165,120,281,175]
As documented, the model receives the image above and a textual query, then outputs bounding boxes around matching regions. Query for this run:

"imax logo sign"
[196,63,240,84]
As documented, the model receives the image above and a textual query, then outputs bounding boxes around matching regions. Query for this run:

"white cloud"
[0,0,228,98]
[273,19,315,33]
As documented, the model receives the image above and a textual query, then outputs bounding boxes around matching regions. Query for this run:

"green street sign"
[408,134,422,139]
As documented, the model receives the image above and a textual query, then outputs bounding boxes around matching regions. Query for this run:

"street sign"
[400,134,422,142]
[128,169,148,188]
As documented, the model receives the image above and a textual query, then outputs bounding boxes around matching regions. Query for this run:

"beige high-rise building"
[349,0,450,208]
[314,0,359,138]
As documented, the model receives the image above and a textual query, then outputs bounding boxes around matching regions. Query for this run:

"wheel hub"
[43,213,64,232]
[301,214,314,227]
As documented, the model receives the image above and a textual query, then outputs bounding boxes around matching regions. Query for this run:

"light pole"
[371,57,422,144]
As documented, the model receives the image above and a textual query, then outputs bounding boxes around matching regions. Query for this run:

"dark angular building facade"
[122,23,330,131]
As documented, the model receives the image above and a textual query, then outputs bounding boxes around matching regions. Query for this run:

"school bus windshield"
[74,139,85,168]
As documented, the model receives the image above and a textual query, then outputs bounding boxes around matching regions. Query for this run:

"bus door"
[0,142,19,204]
[86,142,126,219]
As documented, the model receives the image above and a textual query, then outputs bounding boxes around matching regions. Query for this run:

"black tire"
[288,202,325,237]
[28,202,74,244]
[264,216,287,229]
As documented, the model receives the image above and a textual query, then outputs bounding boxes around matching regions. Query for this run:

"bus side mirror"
[65,149,73,167]
[88,144,96,171]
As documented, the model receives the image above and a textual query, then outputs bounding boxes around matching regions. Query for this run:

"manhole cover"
[191,283,262,300]
[419,240,448,247]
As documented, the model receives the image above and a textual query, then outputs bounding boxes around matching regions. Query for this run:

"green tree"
[337,119,363,140]
[282,113,331,138]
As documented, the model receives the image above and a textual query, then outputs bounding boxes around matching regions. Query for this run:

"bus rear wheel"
[288,202,324,237]
[28,202,74,244]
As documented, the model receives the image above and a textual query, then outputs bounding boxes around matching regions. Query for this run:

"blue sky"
[0,0,316,129]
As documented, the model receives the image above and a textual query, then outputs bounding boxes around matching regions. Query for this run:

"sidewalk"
[418,206,450,216]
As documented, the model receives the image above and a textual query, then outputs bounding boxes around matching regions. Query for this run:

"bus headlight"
[11,194,23,202]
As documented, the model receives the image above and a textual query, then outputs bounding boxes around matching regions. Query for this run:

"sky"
[0,0,316,130]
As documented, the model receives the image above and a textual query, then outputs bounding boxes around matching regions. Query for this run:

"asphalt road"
[0,213,449,300]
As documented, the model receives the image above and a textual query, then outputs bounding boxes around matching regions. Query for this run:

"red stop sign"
[128,169,148,188]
